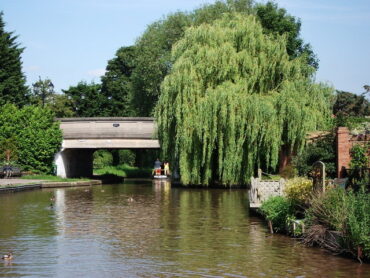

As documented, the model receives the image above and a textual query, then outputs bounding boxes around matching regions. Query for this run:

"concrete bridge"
[54,118,159,178]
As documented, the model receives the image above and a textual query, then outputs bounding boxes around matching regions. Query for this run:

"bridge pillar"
[55,149,94,178]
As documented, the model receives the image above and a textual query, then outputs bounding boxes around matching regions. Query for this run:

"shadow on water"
[0,179,369,277]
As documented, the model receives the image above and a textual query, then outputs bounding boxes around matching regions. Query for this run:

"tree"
[0,104,62,173]
[0,12,29,106]
[62,82,104,117]
[333,91,370,117]
[131,1,253,116]
[47,93,75,118]
[31,77,55,107]
[156,14,332,186]
[255,1,318,69]
[100,46,136,116]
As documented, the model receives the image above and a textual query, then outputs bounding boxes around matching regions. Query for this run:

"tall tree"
[333,90,370,117]
[31,77,54,107]
[62,82,104,117]
[131,0,253,116]
[255,1,318,69]
[0,12,29,106]
[100,46,136,116]
[129,0,316,116]
[156,14,332,186]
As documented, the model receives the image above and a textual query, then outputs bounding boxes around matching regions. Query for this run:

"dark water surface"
[0,179,369,278]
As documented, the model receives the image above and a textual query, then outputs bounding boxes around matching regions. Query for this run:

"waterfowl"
[2,252,13,260]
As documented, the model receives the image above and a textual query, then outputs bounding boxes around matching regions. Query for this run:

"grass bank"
[94,164,152,178]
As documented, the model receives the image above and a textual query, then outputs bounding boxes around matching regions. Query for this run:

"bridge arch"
[54,117,159,178]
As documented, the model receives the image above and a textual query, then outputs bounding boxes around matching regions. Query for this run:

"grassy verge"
[94,164,152,178]
[21,175,90,182]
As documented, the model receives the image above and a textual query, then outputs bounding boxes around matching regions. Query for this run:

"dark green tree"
[0,104,62,173]
[333,90,370,117]
[255,1,318,69]
[100,46,136,116]
[62,82,104,117]
[0,12,29,106]
[47,93,75,118]
[31,77,54,107]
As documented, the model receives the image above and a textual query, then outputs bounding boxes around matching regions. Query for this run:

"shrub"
[118,150,135,166]
[284,177,313,203]
[304,187,370,261]
[93,150,113,169]
[347,188,370,260]
[0,104,62,173]
[260,196,295,232]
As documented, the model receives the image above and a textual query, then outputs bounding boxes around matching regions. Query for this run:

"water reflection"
[0,180,369,277]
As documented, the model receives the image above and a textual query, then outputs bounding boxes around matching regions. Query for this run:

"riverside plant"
[304,187,370,262]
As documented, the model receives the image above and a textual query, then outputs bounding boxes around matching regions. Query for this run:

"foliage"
[0,104,62,173]
[62,82,104,117]
[31,77,55,107]
[350,144,369,169]
[93,150,113,169]
[129,0,313,116]
[94,164,152,178]
[0,137,18,163]
[100,46,136,116]
[0,12,29,106]
[46,93,75,118]
[292,133,336,178]
[255,1,318,69]
[333,90,370,118]
[284,177,313,203]
[347,188,370,259]
[260,196,295,232]
[156,14,332,185]
[305,188,370,260]
[118,150,136,166]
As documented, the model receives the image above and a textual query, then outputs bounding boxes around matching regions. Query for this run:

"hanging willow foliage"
[155,14,333,186]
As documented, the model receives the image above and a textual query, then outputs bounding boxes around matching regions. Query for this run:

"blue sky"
[1,0,369,94]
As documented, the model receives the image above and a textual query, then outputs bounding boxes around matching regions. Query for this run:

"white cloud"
[87,68,106,77]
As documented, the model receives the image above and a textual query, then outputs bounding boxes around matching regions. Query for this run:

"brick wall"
[336,127,370,178]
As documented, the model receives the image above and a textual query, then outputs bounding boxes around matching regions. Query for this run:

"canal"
[0,179,369,277]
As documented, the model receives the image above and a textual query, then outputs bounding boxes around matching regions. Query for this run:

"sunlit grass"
[94,164,152,178]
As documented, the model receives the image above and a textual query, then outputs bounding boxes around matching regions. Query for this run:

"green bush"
[93,150,113,169]
[118,150,135,166]
[260,196,295,232]
[0,104,62,173]
[284,177,313,204]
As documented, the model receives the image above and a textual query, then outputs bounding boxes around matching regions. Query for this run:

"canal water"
[0,179,369,278]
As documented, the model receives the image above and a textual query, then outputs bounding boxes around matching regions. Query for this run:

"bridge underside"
[55,140,160,178]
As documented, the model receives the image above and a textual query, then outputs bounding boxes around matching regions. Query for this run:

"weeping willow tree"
[156,14,333,186]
